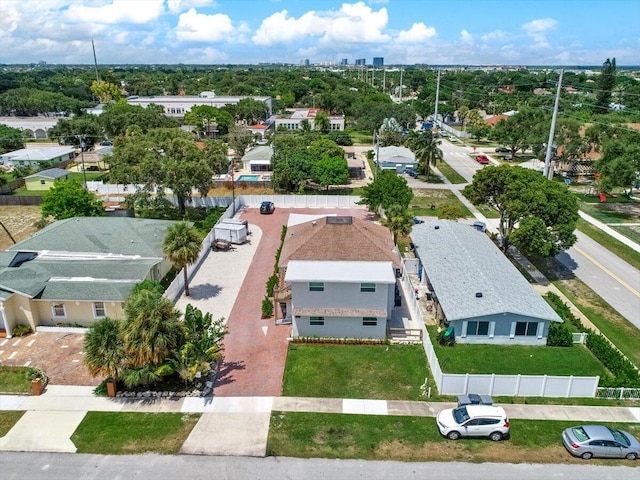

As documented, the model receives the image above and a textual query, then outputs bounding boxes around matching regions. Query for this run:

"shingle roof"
[279,216,400,269]
[377,146,415,164]
[411,219,561,323]
[242,146,273,162]
[8,217,175,257]
[0,147,75,161]
[25,168,69,180]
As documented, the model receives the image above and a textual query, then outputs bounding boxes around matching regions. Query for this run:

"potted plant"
[28,369,46,396]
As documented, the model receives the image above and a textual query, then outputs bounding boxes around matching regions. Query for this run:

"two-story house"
[276,215,401,339]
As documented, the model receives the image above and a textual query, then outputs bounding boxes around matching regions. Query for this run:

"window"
[360,282,376,293]
[309,282,324,292]
[93,302,106,318]
[40,180,46,185]
[363,317,377,326]
[52,303,66,318]
[515,321,538,336]
[467,321,489,336]
[310,316,325,326]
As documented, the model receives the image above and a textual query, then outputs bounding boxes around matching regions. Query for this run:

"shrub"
[131,280,165,297]
[261,296,273,318]
[12,324,32,337]
[546,322,573,347]
[266,274,278,297]
[436,327,456,347]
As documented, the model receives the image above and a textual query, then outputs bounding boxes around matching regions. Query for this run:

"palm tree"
[83,317,124,381]
[163,222,201,297]
[122,289,184,368]
[408,132,443,180]
[381,204,413,245]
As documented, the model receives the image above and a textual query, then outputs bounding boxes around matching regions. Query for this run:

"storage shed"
[214,220,248,244]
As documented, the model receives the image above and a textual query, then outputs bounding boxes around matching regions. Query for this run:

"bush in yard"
[11,324,32,337]
[546,322,573,347]
[586,333,640,387]
[266,274,278,297]
[436,328,456,347]
[261,296,273,318]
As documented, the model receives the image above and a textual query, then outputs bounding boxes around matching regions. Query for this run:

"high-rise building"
[355,58,366,66]
[373,57,384,67]
[341,58,348,66]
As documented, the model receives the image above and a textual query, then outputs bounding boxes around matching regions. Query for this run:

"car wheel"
[625,452,638,460]
[447,431,461,440]
[581,452,593,460]
[489,432,503,442]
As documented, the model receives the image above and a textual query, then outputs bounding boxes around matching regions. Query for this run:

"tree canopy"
[358,170,413,212]
[462,165,578,257]
[0,125,24,154]
[41,180,105,220]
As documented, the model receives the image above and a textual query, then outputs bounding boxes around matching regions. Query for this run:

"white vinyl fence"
[400,260,600,398]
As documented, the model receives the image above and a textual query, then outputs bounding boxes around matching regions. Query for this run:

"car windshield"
[571,427,590,442]
[452,407,470,424]
[608,427,630,446]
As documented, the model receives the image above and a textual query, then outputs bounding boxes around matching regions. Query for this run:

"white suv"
[436,405,510,441]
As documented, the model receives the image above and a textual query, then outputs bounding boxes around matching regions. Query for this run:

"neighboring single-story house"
[241,146,273,172]
[0,147,76,169]
[277,215,401,339]
[24,168,70,191]
[274,108,345,131]
[411,219,562,345]
[0,217,176,337]
[376,146,418,173]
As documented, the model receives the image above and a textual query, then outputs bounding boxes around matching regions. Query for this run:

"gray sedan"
[562,425,640,460]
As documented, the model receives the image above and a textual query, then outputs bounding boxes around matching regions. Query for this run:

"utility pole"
[91,39,100,83]
[75,134,88,190]
[382,68,386,93]
[372,66,375,88]
[0,220,16,244]
[433,69,441,129]
[399,68,403,102]
[543,69,563,180]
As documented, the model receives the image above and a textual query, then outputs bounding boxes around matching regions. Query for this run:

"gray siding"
[293,315,387,339]
[449,313,550,346]
[291,281,391,313]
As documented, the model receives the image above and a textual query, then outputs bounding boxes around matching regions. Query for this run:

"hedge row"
[545,292,640,388]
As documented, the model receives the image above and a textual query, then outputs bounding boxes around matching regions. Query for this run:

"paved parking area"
[0,331,99,386]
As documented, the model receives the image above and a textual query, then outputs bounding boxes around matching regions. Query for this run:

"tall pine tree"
[593,58,616,114]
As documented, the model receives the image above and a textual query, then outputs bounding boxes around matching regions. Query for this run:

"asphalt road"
[0,452,637,480]
[556,231,640,329]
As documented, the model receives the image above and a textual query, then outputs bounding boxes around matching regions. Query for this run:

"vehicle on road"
[405,168,418,178]
[100,140,113,146]
[562,425,640,460]
[413,217,425,224]
[449,137,458,142]
[259,201,275,214]
[495,147,510,153]
[436,405,510,441]
[476,154,490,164]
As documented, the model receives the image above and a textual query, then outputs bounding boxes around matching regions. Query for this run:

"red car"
[476,154,490,164]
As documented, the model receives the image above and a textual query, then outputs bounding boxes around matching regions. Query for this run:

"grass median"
[267,412,639,465]
[435,160,467,184]
[71,412,200,454]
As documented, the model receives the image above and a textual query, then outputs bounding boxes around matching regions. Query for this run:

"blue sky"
[1,0,638,65]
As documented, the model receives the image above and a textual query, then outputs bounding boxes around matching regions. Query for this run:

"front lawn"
[0,366,36,394]
[71,412,200,454]
[428,327,609,377]
[410,189,472,218]
[282,344,428,400]
[267,412,640,465]
[0,411,25,437]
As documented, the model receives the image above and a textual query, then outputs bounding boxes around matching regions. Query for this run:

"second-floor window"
[363,317,377,326]
[309,282,324,292]
[310,316,325,326]
[360,283,376,293]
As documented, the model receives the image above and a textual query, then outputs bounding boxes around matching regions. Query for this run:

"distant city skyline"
[1,0,639,66]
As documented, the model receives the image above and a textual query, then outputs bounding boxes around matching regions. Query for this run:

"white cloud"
[396,23,436,43]
[252,2,389,46]
[167,0,216,15]
[175,8,234,42]
[481,30,506,42]
[522,18,557,44]
[460,29,472,43]
[181,46,228,63]
[65,0,165,25]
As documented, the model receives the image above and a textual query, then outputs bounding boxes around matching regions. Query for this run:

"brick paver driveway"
[214,206,371,397]
[0,331,99,386]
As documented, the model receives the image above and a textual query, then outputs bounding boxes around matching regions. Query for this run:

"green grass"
[71,412,200,454]
[552,281,640,367]
[0,411,25,437]
[7,187,43,196]
[282,344,429,400]
[410,189,472,218]
[0,366,35,394]
[577,198,640,244]
[473,203,501,219]
[68,172,108,182]
[428,327,609,377]
[435,159,467,184]
[349,131,375,145]
[576,218,640,270]
[267,412,640,464]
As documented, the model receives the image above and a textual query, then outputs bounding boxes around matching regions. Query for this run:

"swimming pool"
[236,174,260,182]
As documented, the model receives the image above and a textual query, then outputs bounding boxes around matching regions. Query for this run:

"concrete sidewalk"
[1,386,638,456]
[579,210,640,253]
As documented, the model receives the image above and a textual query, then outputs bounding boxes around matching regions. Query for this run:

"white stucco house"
[275,215,401,339]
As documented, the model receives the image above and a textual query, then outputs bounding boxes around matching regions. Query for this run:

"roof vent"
[434,225,440,230]
[311,221,317,226]
[475,292,483,298]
